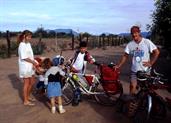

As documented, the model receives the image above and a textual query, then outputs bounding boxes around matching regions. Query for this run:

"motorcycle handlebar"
[137,70,168,85]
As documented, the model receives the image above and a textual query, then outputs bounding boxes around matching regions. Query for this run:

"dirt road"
[0,46,170,123]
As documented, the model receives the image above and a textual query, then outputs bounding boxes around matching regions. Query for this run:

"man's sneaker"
[51,107,56,114]
[59,108,66,114]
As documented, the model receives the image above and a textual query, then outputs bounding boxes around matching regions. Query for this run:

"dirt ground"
[0,46,171,123]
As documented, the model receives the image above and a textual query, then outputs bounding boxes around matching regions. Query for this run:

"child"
[44,56,66,114]
[69,41,96,106]
[35,57,50,95]
[69,41,95,74]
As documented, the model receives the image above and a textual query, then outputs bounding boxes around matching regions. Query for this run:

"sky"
[0,0,155,34]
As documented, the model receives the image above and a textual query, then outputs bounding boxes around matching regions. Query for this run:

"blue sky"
[0,0,155,34]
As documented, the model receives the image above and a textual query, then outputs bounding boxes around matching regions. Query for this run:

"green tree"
[150,0,171,52]
[34,27,48,38]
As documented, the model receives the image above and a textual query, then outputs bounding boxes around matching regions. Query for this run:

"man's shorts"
[130,71,137,84]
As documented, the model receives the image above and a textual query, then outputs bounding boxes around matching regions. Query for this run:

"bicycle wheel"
[94,83,123,106]
[61,81,74,106]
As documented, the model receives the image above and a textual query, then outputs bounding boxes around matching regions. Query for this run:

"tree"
[34,27,48,38]
[150,0,171,51]
[82,32,91,42]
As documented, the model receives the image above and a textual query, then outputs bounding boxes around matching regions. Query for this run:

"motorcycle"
[129,69,169,123]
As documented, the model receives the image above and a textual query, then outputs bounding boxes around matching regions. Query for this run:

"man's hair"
[79,41,87,48]
[130,26,141,34]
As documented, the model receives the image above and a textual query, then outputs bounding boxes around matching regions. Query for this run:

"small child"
[34,57,49,95]
[44,56,66,114]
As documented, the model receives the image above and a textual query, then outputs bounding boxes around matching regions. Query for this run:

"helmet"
[52,55,64,66]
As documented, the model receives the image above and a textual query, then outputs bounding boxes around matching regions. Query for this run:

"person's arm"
[86,52,95,64]
[143,48,160,67]
[24,58,38,66]
[116,53,129,68]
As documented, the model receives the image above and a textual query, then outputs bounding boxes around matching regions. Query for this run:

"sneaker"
[72,98,79,106]
[59,108,66,114]
[51,107,56,114]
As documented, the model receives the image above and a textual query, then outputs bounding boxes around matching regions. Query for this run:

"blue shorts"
[47,82,62,98]
[130,71,137,83]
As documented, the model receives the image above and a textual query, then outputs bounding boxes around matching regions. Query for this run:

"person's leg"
[28,76,36,100]
[57,96,65,114]
[50,97,56,114]
[130,72,138,95]
[23,78,30,104]
[130,81,137,95]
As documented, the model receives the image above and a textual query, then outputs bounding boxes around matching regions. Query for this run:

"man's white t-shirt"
[18,42,34,78]
[72,52,85,72]
[125,38,157,72]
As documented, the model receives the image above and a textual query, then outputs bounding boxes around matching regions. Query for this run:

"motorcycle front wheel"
[133,99,149,123]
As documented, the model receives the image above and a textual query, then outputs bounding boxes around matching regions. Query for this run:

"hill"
[46,29,79,36]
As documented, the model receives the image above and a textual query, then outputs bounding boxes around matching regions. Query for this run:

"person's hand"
[44,85,48,93]
[113,64,120,70]
[143,61,152,67]
[89,60,94,64]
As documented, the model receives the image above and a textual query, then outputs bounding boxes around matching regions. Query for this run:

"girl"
[44,56,66,114]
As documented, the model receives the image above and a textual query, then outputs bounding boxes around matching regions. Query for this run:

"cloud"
[9,12,53,20]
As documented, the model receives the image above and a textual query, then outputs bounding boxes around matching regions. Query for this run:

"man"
[116,26,160,95]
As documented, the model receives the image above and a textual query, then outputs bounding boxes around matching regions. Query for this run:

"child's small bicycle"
[61,62,123,106]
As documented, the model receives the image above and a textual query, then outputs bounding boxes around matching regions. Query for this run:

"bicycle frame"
[62,63,123,106]
[65,73,105,95]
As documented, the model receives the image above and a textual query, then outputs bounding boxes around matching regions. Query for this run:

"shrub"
[0,44,7,58]
[32,42,45,55]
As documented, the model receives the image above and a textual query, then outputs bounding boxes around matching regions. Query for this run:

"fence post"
[98,36,101,47]
[111,36,114,46]
[107,36,110,46]
[79,33,82,42]
[71,33,74,50]
[86,35,89,43]
[6,30,11,58]
[37,31,43,53]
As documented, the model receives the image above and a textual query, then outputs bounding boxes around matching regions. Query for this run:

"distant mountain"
[118,32,151,38]
[46,29,79,36]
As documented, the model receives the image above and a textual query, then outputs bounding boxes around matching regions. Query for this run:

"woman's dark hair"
[79,41,87,48]
[17,30,32,43]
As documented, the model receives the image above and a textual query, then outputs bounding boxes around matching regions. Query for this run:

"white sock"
[52,106,56,110]
[58,105,63,110]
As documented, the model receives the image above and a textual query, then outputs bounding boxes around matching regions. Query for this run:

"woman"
[18,30,38,106]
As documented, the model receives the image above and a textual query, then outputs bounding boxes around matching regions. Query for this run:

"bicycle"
[61,62,123,106]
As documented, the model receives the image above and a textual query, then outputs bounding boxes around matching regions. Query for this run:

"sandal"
[29,97,36,102]
[24,102,35,106]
